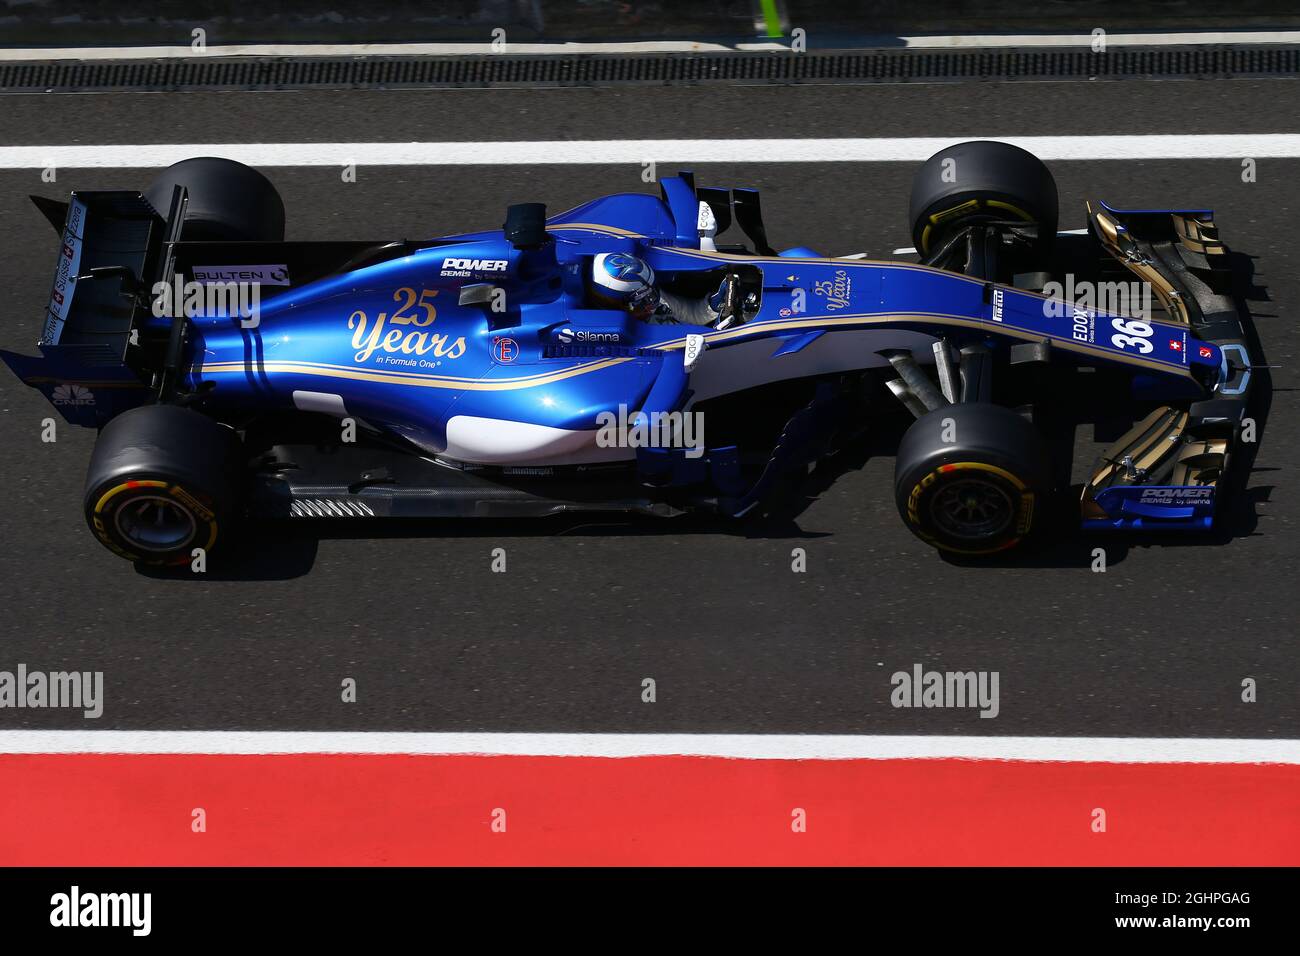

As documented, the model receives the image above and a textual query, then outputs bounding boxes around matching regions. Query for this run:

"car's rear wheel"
[894,402,1052,555]
[84,405,244,565]
[908,140,1058,258]
[144,157,285,242]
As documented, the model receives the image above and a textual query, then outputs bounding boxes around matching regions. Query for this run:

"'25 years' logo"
[349,287,467,362]
[812,269,852,311]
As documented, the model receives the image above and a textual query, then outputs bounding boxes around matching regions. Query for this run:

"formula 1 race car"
[3,140,1258,564]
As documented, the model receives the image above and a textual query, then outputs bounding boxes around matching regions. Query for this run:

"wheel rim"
[113,494,197,552]
[930,477,1016,541]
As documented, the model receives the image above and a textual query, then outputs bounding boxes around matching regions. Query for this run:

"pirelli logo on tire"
[928,200,981,227]
[906,469,940,526]
[167,484,215,523]
[88,479,220,563]
[93,479,168,517]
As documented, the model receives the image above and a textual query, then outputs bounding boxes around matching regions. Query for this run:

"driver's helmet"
[589,252,659,318]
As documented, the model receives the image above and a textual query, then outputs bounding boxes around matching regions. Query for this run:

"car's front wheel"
[908,140,1058,258]
[894,402,1052,555]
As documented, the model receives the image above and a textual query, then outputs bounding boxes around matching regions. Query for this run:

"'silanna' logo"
[52,383,94,406]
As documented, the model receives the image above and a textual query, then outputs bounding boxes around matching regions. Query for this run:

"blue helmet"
[589,253,659,317]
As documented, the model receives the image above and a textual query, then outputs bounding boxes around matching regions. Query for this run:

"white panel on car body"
[444,416,634,466]
[292,390,348,416]
[683,333,706,372]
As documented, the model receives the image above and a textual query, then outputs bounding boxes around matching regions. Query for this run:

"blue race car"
[3,140,1257,564]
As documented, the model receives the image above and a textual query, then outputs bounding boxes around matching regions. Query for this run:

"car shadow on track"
[939,478,1274,570]
[131,511,835,582]
[133,405,896,581]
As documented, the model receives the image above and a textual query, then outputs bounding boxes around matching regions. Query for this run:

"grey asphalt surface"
[0,79,1295,735]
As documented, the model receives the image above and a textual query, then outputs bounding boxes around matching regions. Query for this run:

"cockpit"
[582,251,762,330]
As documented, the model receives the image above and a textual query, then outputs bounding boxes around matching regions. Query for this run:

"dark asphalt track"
[0,79,1296,734]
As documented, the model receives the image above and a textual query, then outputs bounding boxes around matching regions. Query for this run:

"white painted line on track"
[2,31,1300,61]
[0,41,748,62]
[2,135,1298,169]
[1,731,1297,762]
[886,30,1300,49]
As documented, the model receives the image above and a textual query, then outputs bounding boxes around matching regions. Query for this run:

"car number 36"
[1110,317,1154,353]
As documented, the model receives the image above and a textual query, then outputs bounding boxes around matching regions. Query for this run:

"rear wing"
[39,191,167,349]
[2,187,185,425]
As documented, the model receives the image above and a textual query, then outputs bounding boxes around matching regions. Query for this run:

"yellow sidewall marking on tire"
[928,199,981,227]
[92,479,219,556]
[920,198,1035,253]
[94,480,166,515]
[906,461,1036,553]
[940,461,1027,491]
[985,200,1033,221]
[921,200,981,253]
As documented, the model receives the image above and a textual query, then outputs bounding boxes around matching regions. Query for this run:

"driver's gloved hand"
[710,273,744,330]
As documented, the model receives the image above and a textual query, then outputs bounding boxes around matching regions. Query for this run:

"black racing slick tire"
[144,157,285,242]
[84,405,243,565]
[894,403,1052,555]
[908,140,1058,257]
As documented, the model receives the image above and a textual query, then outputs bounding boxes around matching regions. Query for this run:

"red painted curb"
[2,755,1296,865]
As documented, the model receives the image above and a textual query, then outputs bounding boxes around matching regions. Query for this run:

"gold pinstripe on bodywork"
[190,228,1197,392]
[196,356,637,390]
[549,222,648,238]
[660,245,990,282]
[663,246,1198,379]
[652,310,1199,380]
[196,311,1197,390]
